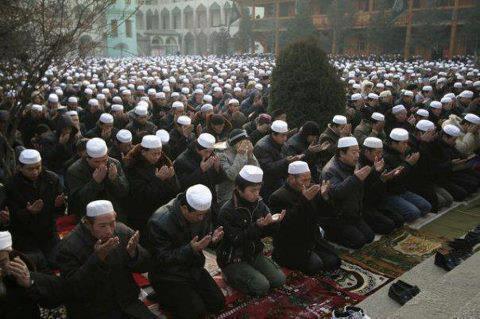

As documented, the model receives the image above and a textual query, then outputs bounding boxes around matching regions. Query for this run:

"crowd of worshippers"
[1,56,480,319]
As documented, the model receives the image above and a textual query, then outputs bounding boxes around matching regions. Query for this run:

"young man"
[270,161,341,275]
[148,184,225,319]
[217,165,286,296]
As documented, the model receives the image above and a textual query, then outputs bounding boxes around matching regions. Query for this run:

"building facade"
[135,0,239,55]
[106,0,139,57]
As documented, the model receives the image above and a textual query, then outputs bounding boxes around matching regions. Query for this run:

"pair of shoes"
[434,249,462,271]
[448,238,474,260]
[465,227,480,246]
[388,280,420,305]
[332,306,370,319]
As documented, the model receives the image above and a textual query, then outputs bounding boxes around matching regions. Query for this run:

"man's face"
[86,155,108,169]
[68,102,78,110]
[392,140,409,154]
[289,172,312,192]
[197,148,213,159]
[142,147,162,164]
[272,133,287,145]
[212,123,224,134]
[181,206,209,223]
[89,213,116,241]
[365,148,383,162]
[20,162,42,181]
[70,115,80,127]
[238,184,262,203]
[340,145,360,167]
[395,111,407,122]
[136,115,148,125]
[228,104,239,113]
[0,250,10,273]
[118,141,132,153]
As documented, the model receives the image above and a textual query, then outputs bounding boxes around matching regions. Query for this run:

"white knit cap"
[458,90,474,99]
[441,97,452,104]
[99,113,114,124]
[239,165,264,183]
[111,104,124,112]
[197,133,215,149]
[288,161,310,175]
[86,200,115,217]
[66,110,78,117]
[19,149,41,165]
[371,112,385,121]
[177,115,191,126]
[429,101,442,109]
[156,129,170,145]
[68,96,78,103]
[271,120,289,133]
[416,119,435,132]
[351,93,362,101]
[172,101,185,110]
[392,105,407,114]
[89,98,99,106]
[86,138,108,158]
[141,135,162,149]
[389,128,409,141]
[443,124,461,137]
[116,129,132,143]
[48,93,59,103]
[31,104,43,112]
[337,136,358,148]
[0,231,12,251]
[363,137,383,149]
[201,104,214,112]
[134,104,148,116]
[333,115,347,125]
[416,109,429,117]
[464,113,480,125]
[186,184,212,211]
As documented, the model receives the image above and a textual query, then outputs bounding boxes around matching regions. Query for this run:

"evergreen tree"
[233,9,254,53]
[269,38,346,129]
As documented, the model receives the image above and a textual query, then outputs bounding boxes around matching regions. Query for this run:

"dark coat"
[85,125,119,148]
[283,132,323,181]
[216,191,276,268]
[269,183,334,268]
[66,157,129,217]
[125,120,157,144]
[382,144,414,195]
[147,195,212,283]
[168,127,195,160]
[56,222,153,319]
[358,154,388,208]
[6,170,64,252]
[321,156,364,222]
[318,125,341,165]
[253,134,289,200]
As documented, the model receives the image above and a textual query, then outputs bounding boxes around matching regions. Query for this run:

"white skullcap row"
[416,109,429,117]
[239,165,264,183]
[172,101,184,110]
[19,149,41,165]
[288,161,310,175]
[363,137,383,149]
[177,115,191,126]
[271,120,288,133]
[135,104,148,116]
[416,119,435,132]
[392,105,406,114]
[443,124,461,137]
[464,113,480,125]
[116,129,132,143]
[338,136,358,148]
[87,138,108,158]
[371,112,384,121]
[390,128,409,142]
[197,133,215,149]
[99,113,114,124]
[186,184,212,211]
[0,231,12,251]
[333,115,347,125]
[141,135,162,149]
[156,129,170,144]
[86,200,114,217]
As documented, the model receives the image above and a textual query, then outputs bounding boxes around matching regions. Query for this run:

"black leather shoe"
[396,280,420,297]
[434,250,462,271]
[389,281,415,305]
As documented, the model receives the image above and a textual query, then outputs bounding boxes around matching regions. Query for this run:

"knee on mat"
[178,299,207,319]
[268,269,286,289]
[206,294,226,315]
[248,275,271,297]
[323,254,342,272]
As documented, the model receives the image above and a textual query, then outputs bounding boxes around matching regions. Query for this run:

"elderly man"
[66,138,129,218]
[126,104,157,144]
[270,161,341,275]
[354,112,386,145]
[321,137,375,249]
[57,200,154,319]
[148,184,225,319]
[319,115,352,166]
[6,149,65,268]
[169,115,195,159]
[109,129,133,164]
[85,113,118,147]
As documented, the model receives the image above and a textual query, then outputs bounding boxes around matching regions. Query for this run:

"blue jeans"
[383,191,431,222]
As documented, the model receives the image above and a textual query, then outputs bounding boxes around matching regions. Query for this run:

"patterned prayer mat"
[333,261,393,296]
[341,227,447,278]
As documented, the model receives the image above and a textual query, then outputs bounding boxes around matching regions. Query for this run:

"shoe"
[332,306,370,319]
[395,280,420,297]
[146,292,159,302]
[448,238,473,250]
[434,250,462,271]
[388,281,417,305]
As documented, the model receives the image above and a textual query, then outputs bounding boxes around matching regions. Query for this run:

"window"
[111,19,118,37]
[413,0,422,8]
[126,19,132,37]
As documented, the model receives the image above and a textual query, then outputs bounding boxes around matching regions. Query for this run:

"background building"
[106,1,139,57]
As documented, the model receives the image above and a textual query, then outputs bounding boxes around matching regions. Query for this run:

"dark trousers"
[409,183,439,214]
[325,219,375,249]
[302,246,342,275]
[363,209,396,235]
[440,182,468,201]
[151,269,225,319]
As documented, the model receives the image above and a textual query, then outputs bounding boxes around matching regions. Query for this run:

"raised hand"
[374,156,385,172]
[354,165,372,181]
[405,152,420,165]
[94,237,120,262]
[211,226,224,244]
[302,184,321,201]
[6,257,31,288]
[93,165,108,183]
[190,235,212,252]
[0,207,10,225]
[320,180,331,199]
[155,165,171,180]
[200,156,214,172]
[381,166,404,182]
[54,194,66,208]
[126,231,140,258]
[27,199,44,214]
[108,163,118,181]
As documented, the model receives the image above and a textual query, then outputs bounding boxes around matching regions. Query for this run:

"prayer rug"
[341,227,447,278]
[332,261,393,296]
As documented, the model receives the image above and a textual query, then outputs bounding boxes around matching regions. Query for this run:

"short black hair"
[235,175,262,191]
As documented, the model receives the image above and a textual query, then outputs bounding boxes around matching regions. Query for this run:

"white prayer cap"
[122,89,131,96]
[194,88,204,94]
[97,93,106,100]
[337,136,358,148]
[363,137,383,149]
[454,82,463,89]
[197,133,215,149]
[186,184,212,211]
[371,112,385,121]
[112,96,123,104]
[66,110,78,117]
[441,97,452,104]
[0,231,12,251]
[458,90,474,99]
[116,129,132,143]
[239,165,264,183]
[214,87,223,93]
[443,124,461,137]
[171,92,180,98]
[31,104,43,112]
[89,98,99,106]
[48,93,59,103]
[228,98,240,105]
[172,101,184,110]
[271,120,289,134]
[389,128,409,141]
[86,200,115,217]
[416,109,429,117]
[147,88,156,95]
[86,138,108,158]
[445,93,456,99]
[111,104,124,112]
[201,104,214,112]
[68,96,78,103]
[19,149,41,165]
[403,90,414,97]
[99,113,114,124]
[392,105,406,114]
[288,161,310,175]
[141,135,162,149]
[203,95,213,103]
[162,86,171,93]
[368,93,379,100]
[422,85,433,92]
[351,93,362,101]
[156,92,166,99]
[416,119,435,132]
[85,88,93,95]
[464,113,480,125]
[171,113,190,126]
[473,81,480,88]
[234,87,241,92]
[134,104,148,116]
[181,87,190,94]
[156,129,170,145]
[429,101,442,109]
[333,115,347,125]
[379,90,392,98]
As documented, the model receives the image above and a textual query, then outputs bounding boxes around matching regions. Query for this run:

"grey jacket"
[216,147,259,207]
